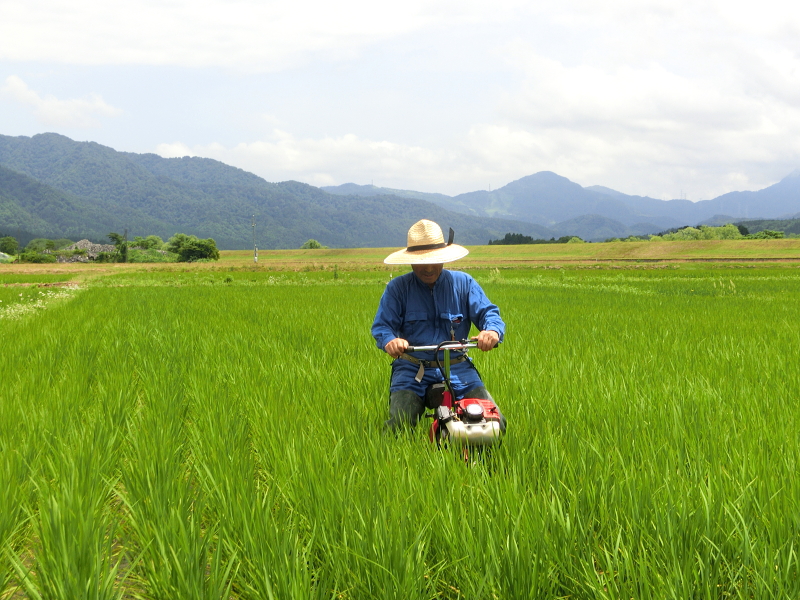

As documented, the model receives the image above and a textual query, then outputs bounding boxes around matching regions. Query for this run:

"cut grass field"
[3,239,798,282]
[1,244,800,598]
[218,238,800,269]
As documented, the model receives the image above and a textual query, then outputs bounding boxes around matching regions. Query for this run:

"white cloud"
[0,0,527,70]
[488,9,800,199]
[0,76,121,128]
[151,127,653,195]
[5,0,800,200]
[156,98,800,200]
[157,132,463,190]
[156,142,196,158]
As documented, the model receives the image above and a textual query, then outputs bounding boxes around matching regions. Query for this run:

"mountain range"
[1,132,799,248]
[324,170,800,241]
[0,133,552,249]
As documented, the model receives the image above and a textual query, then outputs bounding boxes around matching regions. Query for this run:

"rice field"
[1,264,800,599]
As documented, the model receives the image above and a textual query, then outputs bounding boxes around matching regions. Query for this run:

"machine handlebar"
[406,339,479,352]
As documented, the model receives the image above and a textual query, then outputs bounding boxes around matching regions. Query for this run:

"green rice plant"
[189,390,315,599]
[14,424,125,600]
[2,265,800,598]
[1,288,134,599]
[474,268,800,597]
[119,355,234,600]
[5,378,131,599]
[0,418,37,596]
[0,273,74,285]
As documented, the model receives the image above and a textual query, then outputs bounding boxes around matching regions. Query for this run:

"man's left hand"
[476,330,499,352]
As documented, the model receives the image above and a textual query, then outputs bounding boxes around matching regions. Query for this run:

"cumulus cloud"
[0,76,121,128]
[153,126,655,194]
[5,0,800,199]
[144,0,800,198]
[157,102,800,200]
[492,56,800,195]
[0,0,527,70]
[156,142,196,158]
[157,132,466,190]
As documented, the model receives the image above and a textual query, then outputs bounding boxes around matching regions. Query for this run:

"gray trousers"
[385,386,507,432]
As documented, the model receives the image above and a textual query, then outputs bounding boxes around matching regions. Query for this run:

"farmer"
[372,219,506,431]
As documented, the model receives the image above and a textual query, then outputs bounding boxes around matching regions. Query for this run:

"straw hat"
[384,219,469,265]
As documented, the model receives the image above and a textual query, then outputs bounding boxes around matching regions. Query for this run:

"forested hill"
[326,171,800,238]
[0,133,553,249]
[0,164,174,241]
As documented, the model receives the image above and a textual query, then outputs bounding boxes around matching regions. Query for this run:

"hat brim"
[384,244,469,265]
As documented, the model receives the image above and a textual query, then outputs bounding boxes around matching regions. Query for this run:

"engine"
[434,397,503,446]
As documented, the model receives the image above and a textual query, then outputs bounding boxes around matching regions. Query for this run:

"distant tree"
[488,233,537,245]
[488,233,583,245]
[179,238,219,261]
[25,239,50,252]
[95,251,115,263]
[52,239,74,250]
[748,230,784,239]
[165,233,192,254]
[166,233,220,261]
[656,224,743,241]
[714,224,744,240]
[131,235,164,250]
[108,232,128,262]
[301,239,327,249]
[737,224,749,236]
[0,236,19,254]
[18,251,57,263]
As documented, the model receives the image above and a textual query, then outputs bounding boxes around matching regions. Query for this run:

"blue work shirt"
[372,269,505,396]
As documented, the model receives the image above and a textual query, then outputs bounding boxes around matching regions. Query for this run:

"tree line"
[486,224,790,245]
[488,233,585,245]
[606,224,786,243]
[0,232,219,263]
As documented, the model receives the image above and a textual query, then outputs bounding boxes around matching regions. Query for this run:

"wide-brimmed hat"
[384,219,469,265]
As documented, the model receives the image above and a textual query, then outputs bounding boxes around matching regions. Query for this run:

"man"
[372,219,506,431]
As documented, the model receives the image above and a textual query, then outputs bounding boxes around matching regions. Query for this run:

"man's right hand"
[384,337,409,358]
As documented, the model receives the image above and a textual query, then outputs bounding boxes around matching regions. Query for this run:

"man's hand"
[476,330,500,352]
[384,337,409,358]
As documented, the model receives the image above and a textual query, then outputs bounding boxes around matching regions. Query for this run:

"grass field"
[1,245,800,598]
[2,239,798,279]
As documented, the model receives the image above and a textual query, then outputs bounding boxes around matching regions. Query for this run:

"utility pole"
[252,215,258,263]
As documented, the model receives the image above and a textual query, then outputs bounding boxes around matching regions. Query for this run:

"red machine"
[406,340,504,449]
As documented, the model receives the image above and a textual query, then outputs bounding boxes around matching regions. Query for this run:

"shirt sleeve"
[371,281,404,351]
[468,278,505,342]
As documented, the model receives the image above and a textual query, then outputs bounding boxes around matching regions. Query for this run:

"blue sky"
[1,0,799,200]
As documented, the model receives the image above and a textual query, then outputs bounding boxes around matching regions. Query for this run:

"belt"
[396,353,468,383]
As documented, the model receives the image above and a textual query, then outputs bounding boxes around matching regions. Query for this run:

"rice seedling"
[0,265,798,598]
[0,274,74,285]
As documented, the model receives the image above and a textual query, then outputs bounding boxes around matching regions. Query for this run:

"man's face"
[412,263,443,287]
